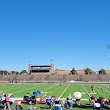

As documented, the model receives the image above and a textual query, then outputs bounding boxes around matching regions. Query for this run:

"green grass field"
[0,83,110,110]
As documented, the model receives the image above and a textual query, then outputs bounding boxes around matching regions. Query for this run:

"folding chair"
[30,95,36,105]
[51,104,63,110]
[23,96,30,104]
[15,104,24,110]
[45,98,52,109]
[66,100,73,109]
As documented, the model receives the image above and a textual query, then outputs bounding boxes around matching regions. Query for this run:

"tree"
[98,69,106,75]
[84,68,93,74]
[20,70,28,74]
[16,72,19,75]
[70,68,77,75]
[11,71,16,75]
[11,71,19,75]
[4,70,8,75]
[0,70,7,75]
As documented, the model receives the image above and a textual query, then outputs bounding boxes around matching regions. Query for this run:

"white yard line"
[42,84,58,92]
[1,83,38,92]
[12,84,57,94]
[99,84,110,93]
[59,83,71,98]
[3,84,30,91]
[103,89,110,93]
[12,84,44,94]
[81,85,91,97]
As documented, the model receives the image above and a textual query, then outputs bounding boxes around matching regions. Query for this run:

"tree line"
[70,68,106,75]
[0,70,28,75]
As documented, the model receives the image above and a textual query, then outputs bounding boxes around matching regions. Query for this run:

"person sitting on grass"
[66,94,73,108]
[61,98,66,110]
[23,93,30,103]
[51,104,63,110]
[42,94,46,99]
[26,93,30,97]
[97,97,106,108]
[51,98,63,110]
[40,96,43,103]
[29,95,36,105]
[90,95,96,103]
[67,94,72,100]
[92,100,101,110]
[51,96,56,105]
[27,101,35,110]
[55,98,60,104]
[75,97,81,105]
[45,96,52,108]
[15,101,24,110]
[105,100,110,110]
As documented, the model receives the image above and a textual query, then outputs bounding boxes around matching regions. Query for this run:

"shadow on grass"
[72,104,93,109]
[40,106,51,109]
[40,104,93,109]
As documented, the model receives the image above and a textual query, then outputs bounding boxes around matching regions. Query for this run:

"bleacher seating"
[98,75,110,81]
[0,75,16,82]
[66,75,81,81]
[82,75,99,82]
[0,74,110,83]
[16,74,31,82]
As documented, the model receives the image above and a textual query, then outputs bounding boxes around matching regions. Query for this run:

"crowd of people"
[1,93,11,110]
[1,89,110,110]
[0,93,36,110]
[88,84,110,110]
[45,94,74,110]
[89,95,110,110]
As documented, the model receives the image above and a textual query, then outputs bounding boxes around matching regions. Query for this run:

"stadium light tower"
[51,59,53,64]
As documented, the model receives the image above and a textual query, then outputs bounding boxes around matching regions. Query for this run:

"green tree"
[84,68,93,74]
[11,71,16,75]
[99,69,106,75]
[3,71,6,75]
[16,72,19,75]
[20,70,28,74]
[70,68,77,75]
[11,71,19,75]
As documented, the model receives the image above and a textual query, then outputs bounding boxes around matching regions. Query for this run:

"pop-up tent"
[33,91,41,96]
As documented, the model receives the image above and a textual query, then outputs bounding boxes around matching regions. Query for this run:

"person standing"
[4,94,11,110]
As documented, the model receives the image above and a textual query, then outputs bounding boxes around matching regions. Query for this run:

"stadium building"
[28,64,110,75]
[28,64,54,75]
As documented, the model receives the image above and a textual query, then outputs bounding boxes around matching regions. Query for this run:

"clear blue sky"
[0,0,110,72]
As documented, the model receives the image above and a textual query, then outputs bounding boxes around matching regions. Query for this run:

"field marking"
[103,89,110,93]
[59,83,71,98]
[12,84,57,95]
[99,84,110,93]
[12,84,45,94]
[81,85,91,97]
[0,84,32,93]
[0,84,36,92]
[41,84,58,92]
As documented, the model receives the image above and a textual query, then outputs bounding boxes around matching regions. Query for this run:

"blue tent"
[33,91,41,96]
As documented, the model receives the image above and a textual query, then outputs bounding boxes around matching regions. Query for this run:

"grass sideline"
[0,83,110,110]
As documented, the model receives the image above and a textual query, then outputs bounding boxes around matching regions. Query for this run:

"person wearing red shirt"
[91,84,94,91]
[4,94,11,110]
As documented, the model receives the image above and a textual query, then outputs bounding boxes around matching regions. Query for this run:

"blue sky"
[0,0,110,72]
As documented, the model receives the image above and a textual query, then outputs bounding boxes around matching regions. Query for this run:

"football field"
[0,83,110,110]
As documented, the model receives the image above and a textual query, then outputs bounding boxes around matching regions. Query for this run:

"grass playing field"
[0,82,110,110]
